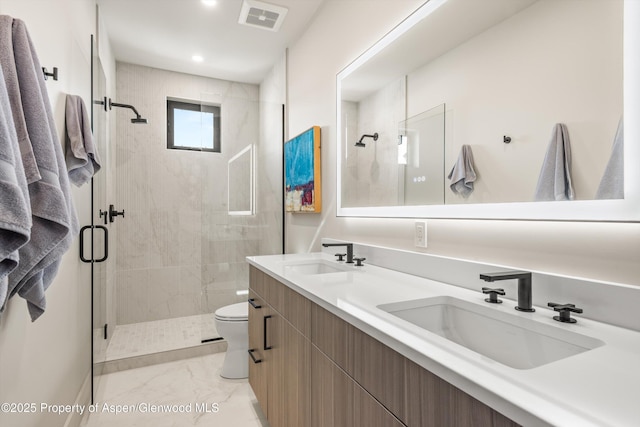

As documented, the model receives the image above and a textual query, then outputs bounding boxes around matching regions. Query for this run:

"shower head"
[355,132,378,147]
[109,99,148,124]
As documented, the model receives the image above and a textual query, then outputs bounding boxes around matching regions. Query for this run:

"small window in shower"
[167,99,221,152]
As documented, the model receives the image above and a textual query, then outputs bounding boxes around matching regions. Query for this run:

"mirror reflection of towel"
[595,118,624,199]
[534,123,575,201]
[448,144,477,197]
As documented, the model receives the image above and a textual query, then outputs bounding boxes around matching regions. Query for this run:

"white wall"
[286,0,640,286]
[0,1,97,427]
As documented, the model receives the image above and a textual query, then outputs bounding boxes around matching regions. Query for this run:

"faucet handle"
[334,253,347,262]
[482,287,505,304]
[548,302,583,323]
[353,257,366,267]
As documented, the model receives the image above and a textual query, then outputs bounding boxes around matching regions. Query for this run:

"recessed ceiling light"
[192,55,204,63]
[201,0,218,7]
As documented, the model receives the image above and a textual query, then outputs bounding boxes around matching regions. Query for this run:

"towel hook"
[503,135,512,144]
[42,67,58,81]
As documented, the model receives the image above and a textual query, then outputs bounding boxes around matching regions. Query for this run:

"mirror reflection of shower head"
[355,132,378,147]
[108,98,148,124]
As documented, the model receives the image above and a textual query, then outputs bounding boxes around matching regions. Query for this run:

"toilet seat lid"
[215,302,248,321]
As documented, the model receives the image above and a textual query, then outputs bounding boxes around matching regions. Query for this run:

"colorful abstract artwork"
[285,126,321,213]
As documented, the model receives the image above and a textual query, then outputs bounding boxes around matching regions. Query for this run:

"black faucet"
[479,271,534,312]
[322,243,354,263]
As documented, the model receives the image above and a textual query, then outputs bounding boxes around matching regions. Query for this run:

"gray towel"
[0,63,32,309]
[0,15,40,184]
[65,94,100,186]
[595,118,624,199]
[447,144,477,197]
[534,123,575,201]
[2,18,79,321]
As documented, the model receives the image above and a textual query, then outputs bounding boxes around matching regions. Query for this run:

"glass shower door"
[90,35,110,402]
[198,91,284,342]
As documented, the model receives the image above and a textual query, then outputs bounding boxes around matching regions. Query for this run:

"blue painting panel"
[285,129,314,187]
[285,127,319,212]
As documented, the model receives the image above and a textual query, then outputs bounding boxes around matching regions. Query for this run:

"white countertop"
[247,252,640,427]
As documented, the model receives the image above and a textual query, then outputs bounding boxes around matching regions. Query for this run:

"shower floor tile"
[106,314,219,361]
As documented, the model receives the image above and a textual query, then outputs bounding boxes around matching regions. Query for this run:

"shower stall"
[89,53,285,399]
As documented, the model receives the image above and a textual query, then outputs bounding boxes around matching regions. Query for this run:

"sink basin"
[284,260,350,275]
[378,296,604,369]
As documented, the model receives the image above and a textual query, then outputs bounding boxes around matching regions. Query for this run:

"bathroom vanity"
[247,248,640,427]
[248,265,516,426]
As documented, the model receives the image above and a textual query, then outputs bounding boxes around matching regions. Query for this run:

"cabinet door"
[312,345,404,427]
[312,303,406,422]
[281,319,311,427]
[248,290,268,417]
[250,267,312,427]
[266,309,284,427]
[267,312,312,427]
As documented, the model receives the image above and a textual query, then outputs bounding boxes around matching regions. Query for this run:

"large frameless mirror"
[337,0,640,221]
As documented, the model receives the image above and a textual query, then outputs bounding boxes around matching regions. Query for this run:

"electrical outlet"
[415,221,427,248]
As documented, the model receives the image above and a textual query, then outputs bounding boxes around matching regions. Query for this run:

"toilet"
[214,302,249,379]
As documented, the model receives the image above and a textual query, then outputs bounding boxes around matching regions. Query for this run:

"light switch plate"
[415,221,427,248]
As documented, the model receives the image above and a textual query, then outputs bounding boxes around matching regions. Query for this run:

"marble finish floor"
[107,314,219,361]
[82,352,268,427]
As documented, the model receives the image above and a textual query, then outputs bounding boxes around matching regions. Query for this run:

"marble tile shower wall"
[115,62,261,325]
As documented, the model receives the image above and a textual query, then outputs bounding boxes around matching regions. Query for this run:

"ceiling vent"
[238,0,288,32]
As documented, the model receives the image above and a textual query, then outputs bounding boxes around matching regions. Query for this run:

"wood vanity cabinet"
[249,267,311,427]
[249,266,520,427]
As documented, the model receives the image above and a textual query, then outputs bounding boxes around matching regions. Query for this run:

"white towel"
[595,118,624,199]
[2,18,79,321]
[447,144,477,197]
[0,63,32,309]
[65,94,101,186]
[534,123,575,201]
